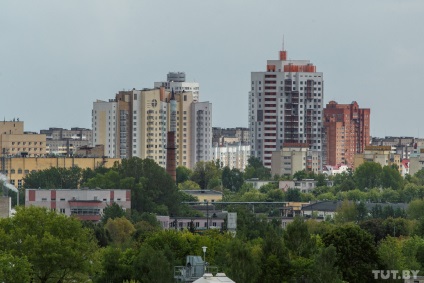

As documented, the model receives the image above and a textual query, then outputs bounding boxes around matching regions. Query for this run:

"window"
[60,208,65,214]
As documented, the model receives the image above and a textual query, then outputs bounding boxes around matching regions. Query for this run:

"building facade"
[271,143,322,176]
[40,127,93,156]
[323,101,370,167]
[212,127,250,146]
[249,49,324,168]
[92,88,212,169]
[154,72,200,102]
[212,142,250,171]
[0,120,46,158]
[25,189,130,221]
[353,146,400,170]
[0,157,120,189]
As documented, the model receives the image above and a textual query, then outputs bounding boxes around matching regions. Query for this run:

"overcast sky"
[1,0,423,137]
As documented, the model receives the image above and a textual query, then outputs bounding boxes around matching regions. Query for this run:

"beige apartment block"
[0,121,47,157]
[93,87,212,169]
[0,157,120,188]
[353,146,400,170]
[271,143,322,176]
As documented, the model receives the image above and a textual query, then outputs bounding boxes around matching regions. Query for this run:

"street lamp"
[202,246,207,262]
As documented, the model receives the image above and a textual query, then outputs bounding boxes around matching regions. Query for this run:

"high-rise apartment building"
[154,72,200,102]
[92,88,212,169]
[323,101,370,166]
[249,49,324,168]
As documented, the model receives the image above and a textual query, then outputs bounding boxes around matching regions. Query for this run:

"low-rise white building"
[25,189,131,221]
[322,164,349,176]
[212,142,250,171]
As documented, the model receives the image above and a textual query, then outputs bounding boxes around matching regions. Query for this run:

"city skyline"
[1,1,423,137]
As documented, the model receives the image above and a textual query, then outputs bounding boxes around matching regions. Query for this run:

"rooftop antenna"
[282,35,285,51]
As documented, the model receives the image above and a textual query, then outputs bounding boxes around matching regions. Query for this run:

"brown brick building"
[323,101,370,167]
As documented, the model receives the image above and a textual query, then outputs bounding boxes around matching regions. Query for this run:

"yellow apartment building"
[0,121,46,157]
[0,157,120,188]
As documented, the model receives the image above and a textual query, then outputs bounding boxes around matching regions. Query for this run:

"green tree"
[309,245,343,283]
[334,200,357,224]
[259,229,291,283]
[381,165,404,190]
[101,202,126,224]
[354,162,382,190]
[23,166,82,189]
[333,169,355,191]
[293,170,307,180]
[413,168,424,186]
[176,166,192,185]
[115,157,181,215]
[0,206,97,283]
[222,167,244,192]
[0,253,31,283]
[284,217,315,258]
[316,173,327,187]
[132,244,172,283]
[191,161,221,190]
[104,216,136,246]
[407,199,424,220]
[286,188,301,201]
[322,224,379,282]
[94,247,132,283]
[359,218,386,244]
[177,180,201,190]
[378,236,406,271]
[244,157,271,180]
[224,238,260,283]
[84,170,121,189]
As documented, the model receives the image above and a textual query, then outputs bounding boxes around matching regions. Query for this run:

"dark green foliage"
[0,253,31,283]
[82,221,110,247]
[222,167,244,192]
[23,166,82,189]
[354,162,382,190]
[224,238,260,283]
[359,218,386,244]
[101,202,126,224]
[259,231,290,283]
[284,217,315,258]
[381,165,404,190]
[86,157,181,215]
[309,245,343,283]
[191,161,222,190]
[176,166,192,185]
[332,169,355,191]
[286,188,301,201]
[0,207,97,283]
[244,157,271,180]
[323,224,379,282]
[132,244,172,282]
[293,170,307,180]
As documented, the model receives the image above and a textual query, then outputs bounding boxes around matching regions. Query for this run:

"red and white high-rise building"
[249,48,324,168]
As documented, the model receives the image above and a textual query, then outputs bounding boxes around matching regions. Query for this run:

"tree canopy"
[0,206,97,283]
